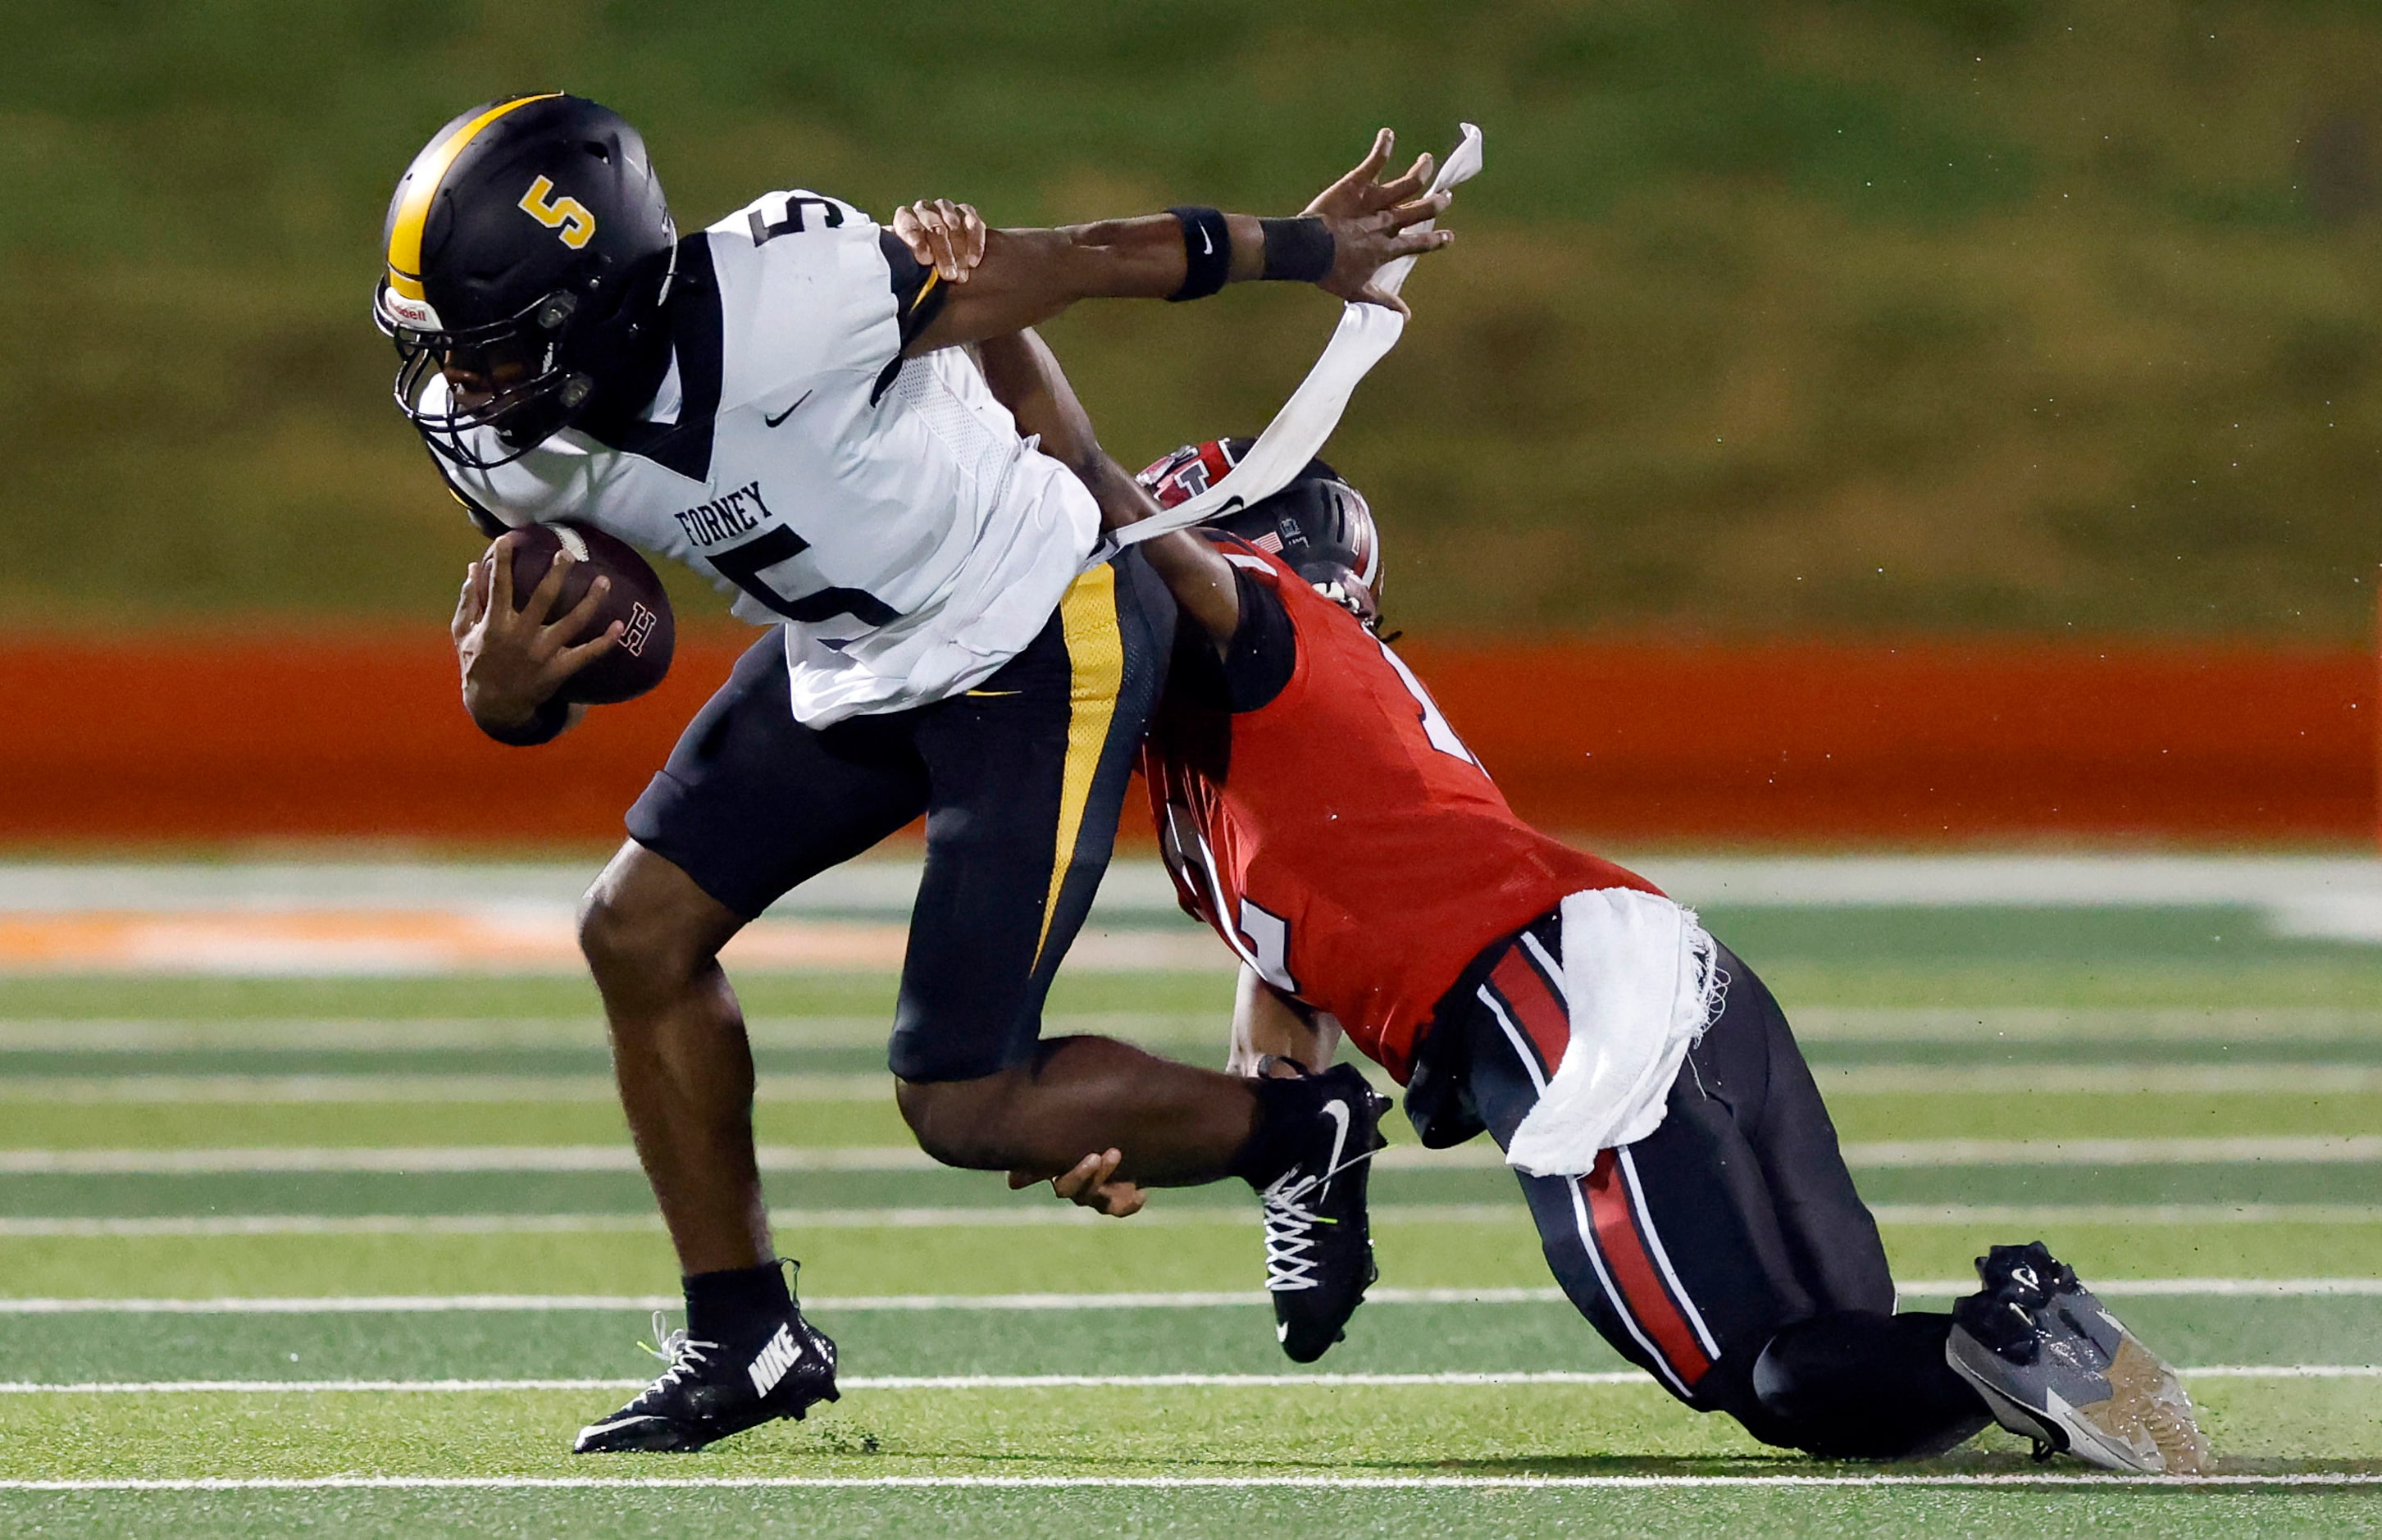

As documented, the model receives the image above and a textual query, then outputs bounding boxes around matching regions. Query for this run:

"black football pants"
[626,555,1172,1083]
[1420,920,1988,1457]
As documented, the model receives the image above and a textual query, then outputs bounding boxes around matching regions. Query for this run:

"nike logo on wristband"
[1198,229,1214,257]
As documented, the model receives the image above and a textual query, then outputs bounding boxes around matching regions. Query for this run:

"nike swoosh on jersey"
[763,390,813,427]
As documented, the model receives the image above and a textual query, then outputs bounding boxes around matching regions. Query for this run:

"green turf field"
[3,904,2380,1535]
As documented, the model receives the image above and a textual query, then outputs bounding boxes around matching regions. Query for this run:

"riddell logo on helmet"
[382,292,440,330]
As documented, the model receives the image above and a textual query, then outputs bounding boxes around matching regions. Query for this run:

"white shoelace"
[627,1310,721,1406]
[1258,1148,1377,1295]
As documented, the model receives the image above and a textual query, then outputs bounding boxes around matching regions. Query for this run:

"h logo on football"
[621,602,658,658]
[518,175,596,249]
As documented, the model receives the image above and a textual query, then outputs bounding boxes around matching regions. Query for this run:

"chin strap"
[1083,123,1484,571]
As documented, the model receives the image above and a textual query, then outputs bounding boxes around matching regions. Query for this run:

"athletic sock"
[1227,1072,1320,1187]
[683,1260,795,1349]
[1749,1310,1990,1459]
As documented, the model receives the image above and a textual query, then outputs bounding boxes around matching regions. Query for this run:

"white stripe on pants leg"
[1616,1144,1723,1362]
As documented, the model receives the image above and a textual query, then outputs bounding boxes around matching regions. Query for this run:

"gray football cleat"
[1946,1242,2211,1474]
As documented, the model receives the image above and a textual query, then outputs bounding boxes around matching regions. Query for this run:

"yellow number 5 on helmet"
[519,175,597,248]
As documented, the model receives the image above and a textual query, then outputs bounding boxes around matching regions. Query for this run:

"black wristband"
[477,695,572,747]
[1166,206,1232,302]
[1258,216,1334,284]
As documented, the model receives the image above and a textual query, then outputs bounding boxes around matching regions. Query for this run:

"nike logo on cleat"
[1317,1099,1351,1201]
[747,1323,802,1396]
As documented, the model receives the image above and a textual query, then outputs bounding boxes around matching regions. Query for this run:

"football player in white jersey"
[375,93,1450,1451]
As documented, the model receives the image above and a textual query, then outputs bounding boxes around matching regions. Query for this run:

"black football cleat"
[1255,1062,1391,1364]
[573,1302,839,1454]
[1946,1241,2211,1474]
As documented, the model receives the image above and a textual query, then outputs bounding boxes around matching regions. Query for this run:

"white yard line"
[2,1366,2367,1396]
[5,1200,2380,1238]
[1791,1007,2382,1043]
[2,1371,1652,1395]
[5,1008,2376,1053]
[0,1473,2376,1492]
[0,1145,941,1175]
[0,1287,1561,1314]
[0,1204,1511,1237]
[0,1074,892,1104]
[1820,1066,2382,1095]
[7,1064,2380,1101]
[1847,1135,2382,1166]
[1868,1203,2382,1226]
[1,1279,2374,1314]
[5,1133,2375,1176]
[0,1014,1220,1053]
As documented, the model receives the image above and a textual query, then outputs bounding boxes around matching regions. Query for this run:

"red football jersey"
[1142,547,1660,1083]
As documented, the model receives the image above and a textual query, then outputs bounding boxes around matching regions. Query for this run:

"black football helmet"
[374,93,677,468]
[1137,438,1384,625]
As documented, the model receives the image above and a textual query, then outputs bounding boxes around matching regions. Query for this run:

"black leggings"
[1415,916,1987,1458]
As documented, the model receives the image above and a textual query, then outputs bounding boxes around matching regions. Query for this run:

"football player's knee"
[576,886,704,986]
[1743,1330,1972,1460]
[895,1075,1025,1170]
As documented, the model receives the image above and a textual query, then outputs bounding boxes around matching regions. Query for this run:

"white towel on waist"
[1503,887,1724,1179]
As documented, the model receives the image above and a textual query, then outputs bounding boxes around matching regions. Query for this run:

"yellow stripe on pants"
[1035,564,1124,964]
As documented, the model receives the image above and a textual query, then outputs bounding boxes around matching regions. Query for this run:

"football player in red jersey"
[959,321,2212,1474]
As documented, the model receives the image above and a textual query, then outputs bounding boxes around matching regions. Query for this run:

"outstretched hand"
[1011,1147,1147,1218]
[1304,129,1454,315]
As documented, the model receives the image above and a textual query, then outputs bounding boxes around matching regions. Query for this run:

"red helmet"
[1136,439,1382,621]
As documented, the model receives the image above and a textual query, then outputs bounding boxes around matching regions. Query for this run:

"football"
[500,521,676,704]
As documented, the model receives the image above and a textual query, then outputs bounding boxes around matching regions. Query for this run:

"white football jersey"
[432,189,1099,725]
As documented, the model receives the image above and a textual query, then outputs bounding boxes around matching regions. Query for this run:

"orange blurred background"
[7,626,2370,850]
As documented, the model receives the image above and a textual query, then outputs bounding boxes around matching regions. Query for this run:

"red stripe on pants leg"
[1581,1150,1713,1390]
[1489,949,1569,1077]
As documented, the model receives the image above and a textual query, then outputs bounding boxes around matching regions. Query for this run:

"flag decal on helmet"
[518,175,598,248]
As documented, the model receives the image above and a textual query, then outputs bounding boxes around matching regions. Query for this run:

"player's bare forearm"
[975,330,1241,645]
[912,217,1261,351]
[903,130,1454,354]
[1227,965,1341,1077]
